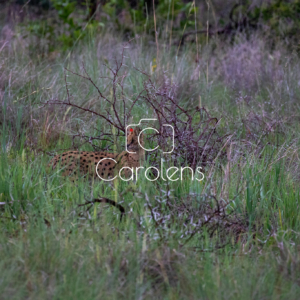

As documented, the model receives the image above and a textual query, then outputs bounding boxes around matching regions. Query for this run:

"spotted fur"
[48,127,145,180]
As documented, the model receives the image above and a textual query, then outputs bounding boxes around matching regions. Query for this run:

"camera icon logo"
[126,119,174,154]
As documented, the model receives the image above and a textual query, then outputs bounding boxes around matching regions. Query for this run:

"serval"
[48,127,145,181]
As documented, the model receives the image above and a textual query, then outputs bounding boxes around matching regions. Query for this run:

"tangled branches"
[42,41,228,169]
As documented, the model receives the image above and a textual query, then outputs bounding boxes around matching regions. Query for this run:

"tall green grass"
[1,31,300,298]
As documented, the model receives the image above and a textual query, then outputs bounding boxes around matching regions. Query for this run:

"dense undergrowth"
[1,19,300,298]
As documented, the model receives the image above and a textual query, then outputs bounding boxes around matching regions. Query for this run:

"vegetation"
[1,1,300,298]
